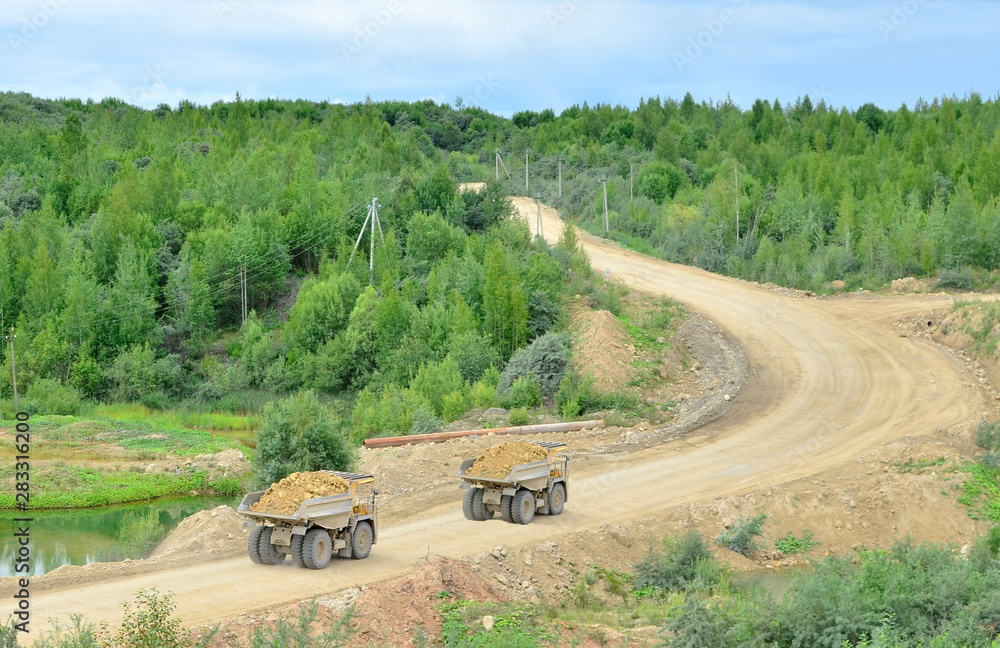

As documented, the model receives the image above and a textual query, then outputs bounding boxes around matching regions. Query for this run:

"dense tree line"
[0,92,597,430]
[471,92,1000,291]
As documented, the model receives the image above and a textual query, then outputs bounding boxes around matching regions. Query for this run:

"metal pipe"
[362,420,606,448]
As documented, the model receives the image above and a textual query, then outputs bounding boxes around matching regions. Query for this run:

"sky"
[0,0,997,116]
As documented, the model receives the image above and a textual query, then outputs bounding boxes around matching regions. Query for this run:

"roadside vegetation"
[9,524,1000,648]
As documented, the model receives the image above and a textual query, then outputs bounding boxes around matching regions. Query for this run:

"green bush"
[254,390,353,486]
[634,530,720,593]
[502,375,542,409]
[447,331,499,383]
[441,390,470,422]
[975,419,1000,451]
[410,407,443,436]
[774,529,820,554]
[497,332,569,398]
[411,357,464,417]
[716,513,767,557]
[25,378,82,415]
[508,408,530,426]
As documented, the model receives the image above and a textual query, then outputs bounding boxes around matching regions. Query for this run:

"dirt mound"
[570,309,636,392]
[249,472,350,515]
[465,442,548,479]
[151,505,247,562]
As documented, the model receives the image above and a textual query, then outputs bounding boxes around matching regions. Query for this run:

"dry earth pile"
[465,442,548,479]
[249,472,350,515]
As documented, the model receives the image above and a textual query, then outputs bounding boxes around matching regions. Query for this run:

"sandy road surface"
[16,198,988,640]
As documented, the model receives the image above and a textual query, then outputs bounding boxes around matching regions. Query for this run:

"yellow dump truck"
[457,441,568,524]
[238,471,378,569]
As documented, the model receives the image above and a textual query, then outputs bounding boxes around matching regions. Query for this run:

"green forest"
[4,89,1000,428]
[0,92,612,443]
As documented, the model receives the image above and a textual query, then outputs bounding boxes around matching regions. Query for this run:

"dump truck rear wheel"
[473,488,494,521]
[512,489,535,525]
[257,527,284,565]
[247,526,266,564]
[462,488,478,521]
[500,494,515,523]
[351,521,374,560]
[548,482,566,516]
[290,534,306,567]
[302,529,333,570]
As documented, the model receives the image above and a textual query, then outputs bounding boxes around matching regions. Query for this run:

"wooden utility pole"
[734,162,740,244]
[5,327,16,412]
[601,176,609,233]
[535,192,543,239]
[524,150,530,194]
[495,148,499,181]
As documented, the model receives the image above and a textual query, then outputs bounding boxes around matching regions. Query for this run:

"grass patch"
[895,456,948,474]
[774,529,820,554]
[0,465,208,509]
[958,463,1000,523]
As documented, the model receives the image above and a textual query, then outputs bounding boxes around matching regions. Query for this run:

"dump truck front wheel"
[258,527,285,565]
[351,521,374,559]
[303,529,333,569]
[247,526,265,564]
[291,534,306,567]
[473,488,494,521]
[548,482,566,516]
[462,488,478,520]
[513,489,536,525]
[500,494,515,523]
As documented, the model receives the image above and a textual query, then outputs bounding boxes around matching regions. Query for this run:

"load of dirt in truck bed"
[465,442,549,479]
[249,472,351,515]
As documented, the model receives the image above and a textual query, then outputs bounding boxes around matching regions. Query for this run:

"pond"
[0,495,242,577]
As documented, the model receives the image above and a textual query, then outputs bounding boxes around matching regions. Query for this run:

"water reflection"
[0,496,240,577]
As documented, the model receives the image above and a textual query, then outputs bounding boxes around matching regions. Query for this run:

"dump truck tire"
[462,488,478,520]
[473,488,494,521]
[548,482,566,516]
[290,534,306,567]
[512,489,535,525]
[302,528,333,570]
[258,527,284,565]
[351,521,374,560]
[247,526,266,564]
[500,494,515,523]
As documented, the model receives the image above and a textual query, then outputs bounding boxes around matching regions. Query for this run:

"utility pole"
[497,150,511,180]
[734,162,740,244]
[535,192,543,239]
[495,148,499,181]
[347,196,385,284]
[557,156,563,197]
[524,149,530,194]
[240,264,248,325]
[630,164,634,201]
[5,327,16,412]
[601,175,609,234]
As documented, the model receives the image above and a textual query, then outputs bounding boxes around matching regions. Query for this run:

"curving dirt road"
[15,198,988,641]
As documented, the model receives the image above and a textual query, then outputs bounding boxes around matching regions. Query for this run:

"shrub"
[634,530,720,593]
[25,378,82,415]
[410,407,443,436]
[441,389,470,422]
[469,379,497,409]
[99,588,201,648]
[497,332,569,398]
[108,344,157,402]
[447,331,499,383]
[774,529,820,554]
[508,408,530,426]
[502,375,542,409]
[975,419,1000,451]
[411,357,463,417]
[254,390,353,486]
[716,513,767,557]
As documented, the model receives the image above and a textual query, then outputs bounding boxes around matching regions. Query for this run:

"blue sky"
[1,0,997,115]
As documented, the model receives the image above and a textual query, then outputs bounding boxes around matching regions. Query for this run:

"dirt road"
[16,198,988,640]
